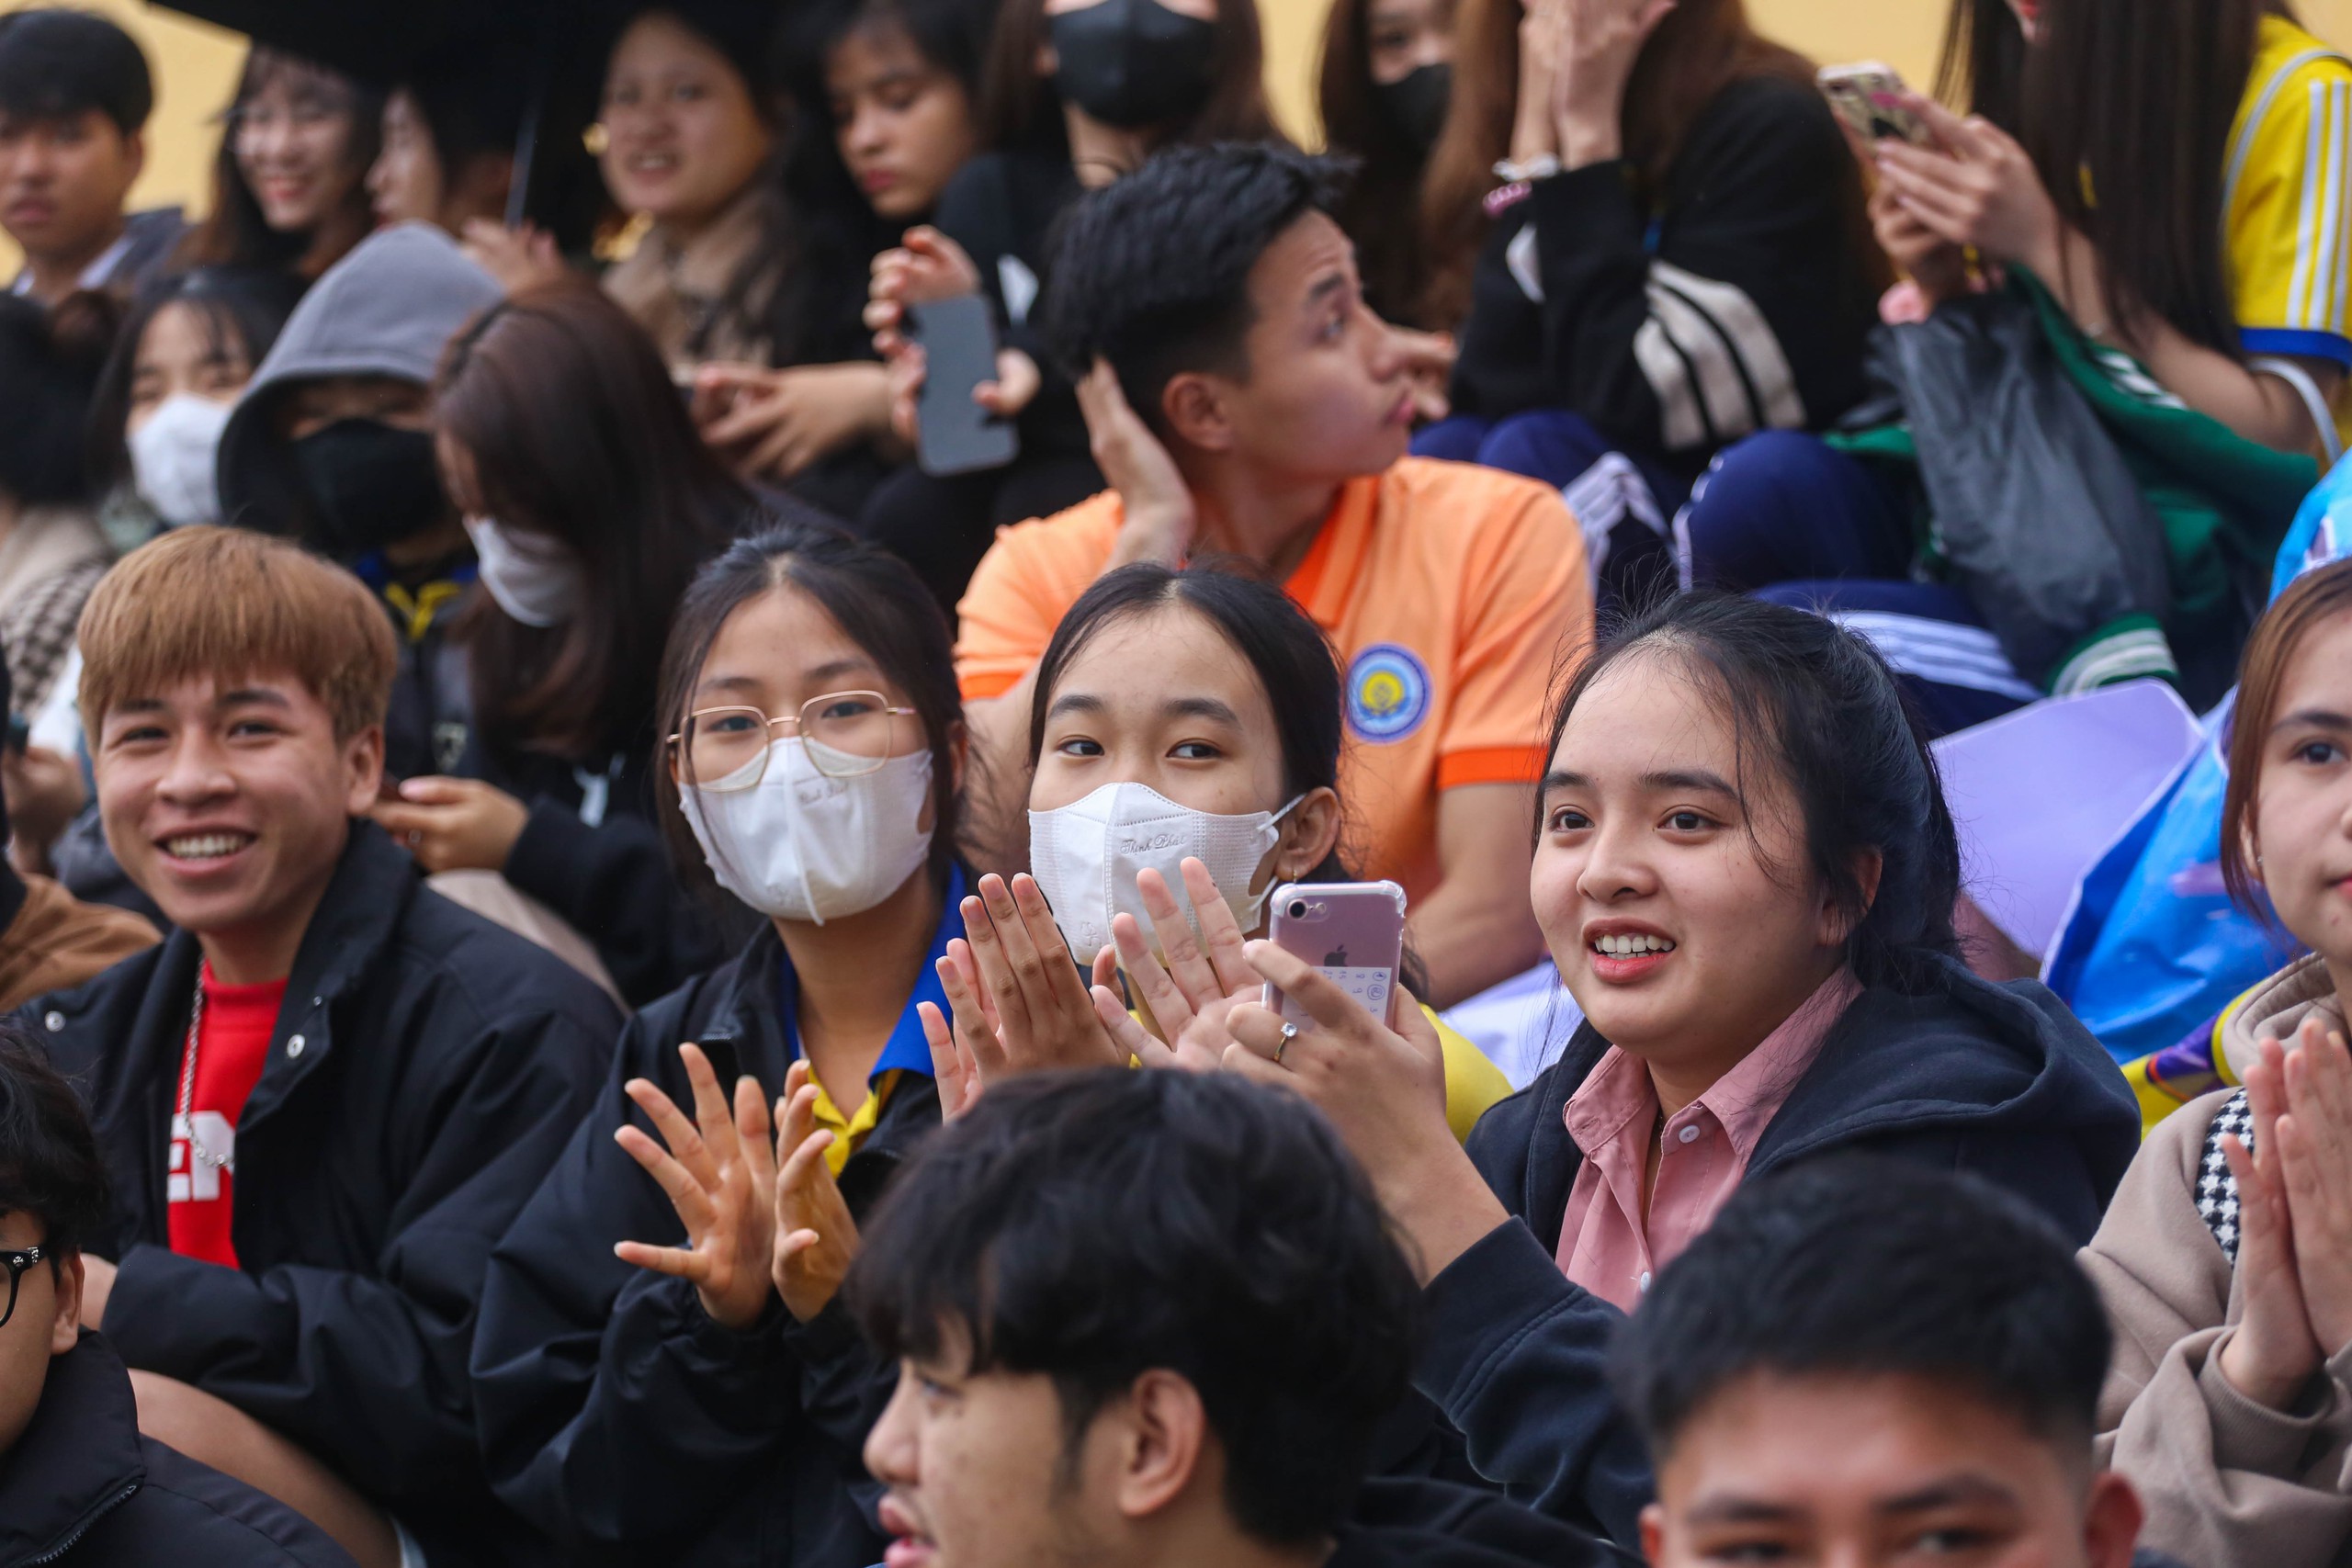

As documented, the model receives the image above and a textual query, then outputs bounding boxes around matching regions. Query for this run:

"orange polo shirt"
[956,457,1592,902]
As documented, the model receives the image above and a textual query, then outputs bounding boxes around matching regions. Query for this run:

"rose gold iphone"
[1261,881,1408,1030]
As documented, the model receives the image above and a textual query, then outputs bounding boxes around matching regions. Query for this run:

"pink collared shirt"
[1555,970,1861,1312]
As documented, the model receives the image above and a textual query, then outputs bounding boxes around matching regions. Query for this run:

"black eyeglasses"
[1,1246,45,1330]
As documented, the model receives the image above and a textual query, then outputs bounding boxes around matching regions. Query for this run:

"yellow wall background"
[7,0,2352,253]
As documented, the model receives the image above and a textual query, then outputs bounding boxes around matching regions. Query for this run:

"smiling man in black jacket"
[18,527,618,1568]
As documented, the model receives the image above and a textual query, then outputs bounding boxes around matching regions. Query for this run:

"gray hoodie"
[216,222,503,539]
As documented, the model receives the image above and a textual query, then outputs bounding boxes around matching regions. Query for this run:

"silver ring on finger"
[1273,1021,1299,1066]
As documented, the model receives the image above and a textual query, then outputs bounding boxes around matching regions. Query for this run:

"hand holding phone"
[1817,62,1934,149]
[908,293,1020,477]
[1261,881,1408,1030]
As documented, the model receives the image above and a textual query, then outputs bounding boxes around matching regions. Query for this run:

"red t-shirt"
[166,966,285,1268]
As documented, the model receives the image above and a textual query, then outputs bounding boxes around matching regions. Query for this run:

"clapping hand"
[918,873,1125,1119]
[1088,860,1260,1073]
[614,1043,778,1332]
[2277,1018,2352,1363]
[770,1061,861,1324]
[2218,1017,2352,1407]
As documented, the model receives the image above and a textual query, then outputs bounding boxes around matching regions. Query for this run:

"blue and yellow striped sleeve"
[2227,34,2352,367]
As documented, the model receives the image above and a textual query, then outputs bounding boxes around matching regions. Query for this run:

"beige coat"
[600,184,777,371]
[2082,956,2352,1568]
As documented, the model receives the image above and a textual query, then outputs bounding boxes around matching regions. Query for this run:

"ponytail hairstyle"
[654,509,967,897]
[2220,558,2352,917]
[1545,593,1962,992]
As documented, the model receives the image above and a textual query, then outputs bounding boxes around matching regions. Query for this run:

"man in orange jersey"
[956,144,1591,1006]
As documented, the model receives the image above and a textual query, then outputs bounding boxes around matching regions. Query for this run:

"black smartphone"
[909,292,1019,477]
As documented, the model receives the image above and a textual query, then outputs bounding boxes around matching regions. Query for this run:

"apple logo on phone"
[1323,946,1349,967]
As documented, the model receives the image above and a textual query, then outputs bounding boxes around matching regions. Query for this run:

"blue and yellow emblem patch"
[1346,644,1431,742]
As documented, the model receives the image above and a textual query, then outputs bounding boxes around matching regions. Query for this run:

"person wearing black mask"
[1320,0,1456,330]
[859,0,1282,615]
[215,221,503,785]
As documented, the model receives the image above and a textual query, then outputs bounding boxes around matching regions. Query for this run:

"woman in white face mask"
[919,561,1510,1142]
[471,521,976,1564]
[91,268,303,536]
[368,281,756,1008]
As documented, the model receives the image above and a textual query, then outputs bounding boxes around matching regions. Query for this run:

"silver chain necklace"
[175,972,233,1174]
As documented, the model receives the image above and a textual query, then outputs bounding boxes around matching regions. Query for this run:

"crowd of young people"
[0,0,2346,1566]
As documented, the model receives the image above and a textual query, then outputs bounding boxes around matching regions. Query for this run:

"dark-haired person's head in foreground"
[1043,141,1418,491]
[0,1026,107,1455]
[0,8,153,305]
[1616,1158,2144,1568]
[0,1028,361,1567]
[850,1069,1421,1568]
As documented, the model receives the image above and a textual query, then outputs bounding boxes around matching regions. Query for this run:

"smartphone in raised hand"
[1261,881,1408,1030]
[908,292,1020,477]
[1817,62,1934,148]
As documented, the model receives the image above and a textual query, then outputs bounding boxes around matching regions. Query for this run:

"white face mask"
[682,738,935,925]
[464,515,586,628]
[129,393,233,527]
[1028,782,1299,961]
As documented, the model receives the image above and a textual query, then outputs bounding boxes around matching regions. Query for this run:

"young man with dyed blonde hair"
[19,526,620,1568]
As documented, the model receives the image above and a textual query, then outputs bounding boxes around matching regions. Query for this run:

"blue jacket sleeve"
[1414,1221,1655,1546]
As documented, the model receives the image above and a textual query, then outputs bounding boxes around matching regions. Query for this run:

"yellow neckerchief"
[803,1067,904,1176]
[380,578,466,644]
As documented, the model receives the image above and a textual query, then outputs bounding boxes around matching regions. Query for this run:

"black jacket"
[1,1332,356,1568]
[22,824,620,1568]
[472,922,942,1568]
[468,736,729,1009]
[1416,959,2141,1545]
[1340,1478,1636,1568]
[933,149,1091,467]
[1449,76,1879,479]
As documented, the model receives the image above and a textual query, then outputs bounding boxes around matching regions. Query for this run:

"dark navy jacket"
[21,824,620,1567]
[474,735,728,1010]
[1418,958,2141,1546]
[0,1332,355,1568]
[472,899,960,1568]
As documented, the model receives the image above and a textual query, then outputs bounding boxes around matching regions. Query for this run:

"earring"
[582,122,611,156]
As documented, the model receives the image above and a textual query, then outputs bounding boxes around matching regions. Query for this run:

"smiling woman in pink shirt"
[1217,592,2140,1547]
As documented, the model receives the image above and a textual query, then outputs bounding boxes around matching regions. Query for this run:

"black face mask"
[291,419,448,558]
[1375,62,1452,157]
[1048,0,1218,130]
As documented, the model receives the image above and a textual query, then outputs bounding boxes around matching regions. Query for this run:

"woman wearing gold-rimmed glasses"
[472,519,972,1566]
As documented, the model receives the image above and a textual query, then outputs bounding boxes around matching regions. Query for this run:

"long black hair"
[763,0,996,367]
[1546,593,1963,993]
[655,512,967,894]
[1939,0,2285,355]
[1026,562,1353,886]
